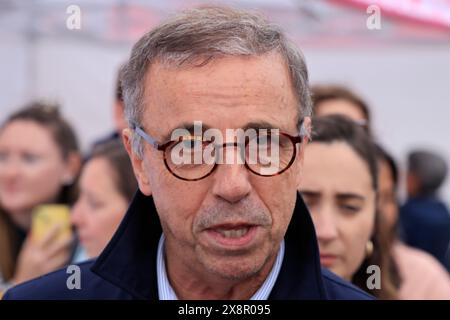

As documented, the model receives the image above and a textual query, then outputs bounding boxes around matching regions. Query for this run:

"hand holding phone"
[31,204,72,243]
[12,205,73,285]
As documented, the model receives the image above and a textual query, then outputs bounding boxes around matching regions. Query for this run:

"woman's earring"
[366,240,374,258]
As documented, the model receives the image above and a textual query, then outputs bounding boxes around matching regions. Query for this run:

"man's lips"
[203,223,260,248]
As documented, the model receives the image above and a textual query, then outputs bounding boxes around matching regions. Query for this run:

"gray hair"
[121,6,312,158]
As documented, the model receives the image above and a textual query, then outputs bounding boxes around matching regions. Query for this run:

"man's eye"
[257,136,267,145]
[182,139,202,150]
[258,135,270,144]
[256,135,274,147]
[256,134,285,148]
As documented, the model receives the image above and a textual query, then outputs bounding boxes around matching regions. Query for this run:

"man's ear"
[122,128,152,196]
[296,116,311,188]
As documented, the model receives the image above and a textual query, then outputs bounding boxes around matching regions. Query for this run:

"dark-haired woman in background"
[299,115,400,299]
[71,140,137,259]
[300,115,450,299]
[0,102,81,294]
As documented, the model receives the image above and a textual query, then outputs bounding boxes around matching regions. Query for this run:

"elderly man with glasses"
[4,6,372,300]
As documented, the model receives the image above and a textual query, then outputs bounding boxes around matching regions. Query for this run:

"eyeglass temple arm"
[134,126,160,150]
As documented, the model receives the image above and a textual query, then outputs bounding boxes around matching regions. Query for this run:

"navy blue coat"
[4,191,373,300]
[400,197,450,271]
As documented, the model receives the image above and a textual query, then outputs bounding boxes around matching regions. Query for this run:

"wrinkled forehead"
[140,54,300,140]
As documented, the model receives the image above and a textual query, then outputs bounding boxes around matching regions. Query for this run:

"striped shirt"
[157,234,285,300]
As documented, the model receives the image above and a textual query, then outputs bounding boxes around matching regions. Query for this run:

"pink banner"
[330,0,450,30]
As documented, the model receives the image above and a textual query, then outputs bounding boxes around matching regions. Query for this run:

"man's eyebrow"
[163,122,212,142]
[336,193,365,201]
[161,121,282,142]
[242,121,279,131]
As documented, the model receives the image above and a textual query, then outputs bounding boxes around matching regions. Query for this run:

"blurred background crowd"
[0,0,449,299]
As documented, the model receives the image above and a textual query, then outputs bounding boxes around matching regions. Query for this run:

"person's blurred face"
[299,142,376,281]
[124,53,310,281]
[378,159,398,231]
[315,99,367,124]
[0,120,73,229]
[71,157,128,258]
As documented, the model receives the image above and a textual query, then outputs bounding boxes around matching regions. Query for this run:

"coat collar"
[91,190,327,299]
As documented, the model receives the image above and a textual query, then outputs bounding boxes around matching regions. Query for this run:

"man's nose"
[211,160,252,204]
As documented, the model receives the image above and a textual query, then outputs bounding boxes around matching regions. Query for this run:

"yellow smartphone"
[31,204,72,243]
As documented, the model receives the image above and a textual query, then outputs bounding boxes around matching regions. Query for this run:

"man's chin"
[196,249,271,282]
[206,263,263,282]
